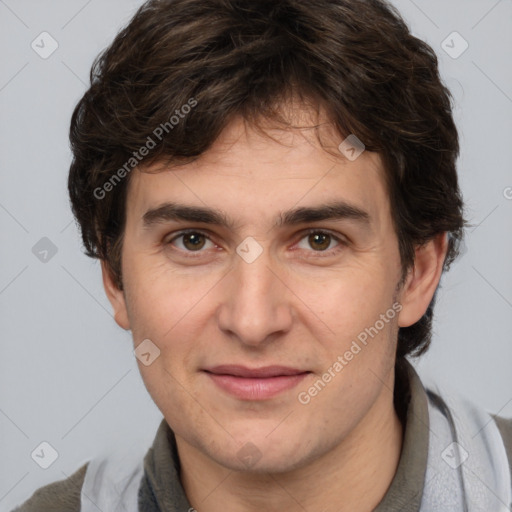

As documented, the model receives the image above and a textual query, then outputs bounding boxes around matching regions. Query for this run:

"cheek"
[124,265,214,373]
[123,258,207,340]
[294,267,395,337]
[294,270,400,398]
[137,361,209,439]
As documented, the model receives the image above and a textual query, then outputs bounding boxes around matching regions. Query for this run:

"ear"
[101,260,131,330]
[397,232,448,328]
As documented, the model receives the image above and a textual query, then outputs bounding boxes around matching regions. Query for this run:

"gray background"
[1,0,511,509]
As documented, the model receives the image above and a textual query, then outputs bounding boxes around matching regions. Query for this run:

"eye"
[165,229,346,257]
[296,230,346,254]
[167,231,216,252]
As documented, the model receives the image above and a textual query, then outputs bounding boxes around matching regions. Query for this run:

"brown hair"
[68,0,466,361]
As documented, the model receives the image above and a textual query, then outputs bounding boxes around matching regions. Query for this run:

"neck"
[177,375,404,512]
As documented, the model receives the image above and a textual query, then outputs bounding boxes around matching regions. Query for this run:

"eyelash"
[165,229,348,257]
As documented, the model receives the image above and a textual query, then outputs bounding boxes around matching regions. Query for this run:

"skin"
[102,106,448,512]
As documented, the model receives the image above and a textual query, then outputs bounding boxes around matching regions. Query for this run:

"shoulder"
[11,462,88,512]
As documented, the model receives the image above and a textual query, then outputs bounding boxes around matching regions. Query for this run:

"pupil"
[310,233,330,251]
[184,233,205,250]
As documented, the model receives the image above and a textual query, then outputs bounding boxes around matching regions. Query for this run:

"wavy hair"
[68,0,466,362]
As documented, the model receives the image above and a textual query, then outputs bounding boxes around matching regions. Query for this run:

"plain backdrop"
[1,0,511,510]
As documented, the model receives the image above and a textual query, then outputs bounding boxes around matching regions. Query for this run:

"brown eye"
[181,232,206,251]
[308,232,332,251]
[168,231,214,252]
[296,230,345,255]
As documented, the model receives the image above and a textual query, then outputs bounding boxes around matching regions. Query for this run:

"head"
[68,0,465,472]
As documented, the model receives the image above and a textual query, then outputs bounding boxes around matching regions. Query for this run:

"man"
[13,0,512,510]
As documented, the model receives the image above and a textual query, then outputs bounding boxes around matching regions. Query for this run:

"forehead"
[125,110,391,233]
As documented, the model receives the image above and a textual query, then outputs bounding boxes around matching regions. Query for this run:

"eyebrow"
[142,200,371,230]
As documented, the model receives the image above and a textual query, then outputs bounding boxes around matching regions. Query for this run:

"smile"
[203,365,311,400]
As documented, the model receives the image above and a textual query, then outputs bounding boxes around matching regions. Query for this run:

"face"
[103,109,436,474]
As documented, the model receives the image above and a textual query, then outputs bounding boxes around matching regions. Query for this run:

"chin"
[203,432,316,475]
[219,448,309,475]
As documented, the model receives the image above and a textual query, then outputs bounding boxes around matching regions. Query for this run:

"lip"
[203,365,310,400]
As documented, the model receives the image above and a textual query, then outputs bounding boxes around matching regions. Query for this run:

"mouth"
[203,365,311,400]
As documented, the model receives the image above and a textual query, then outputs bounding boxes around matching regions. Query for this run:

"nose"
[216,244,294,348]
